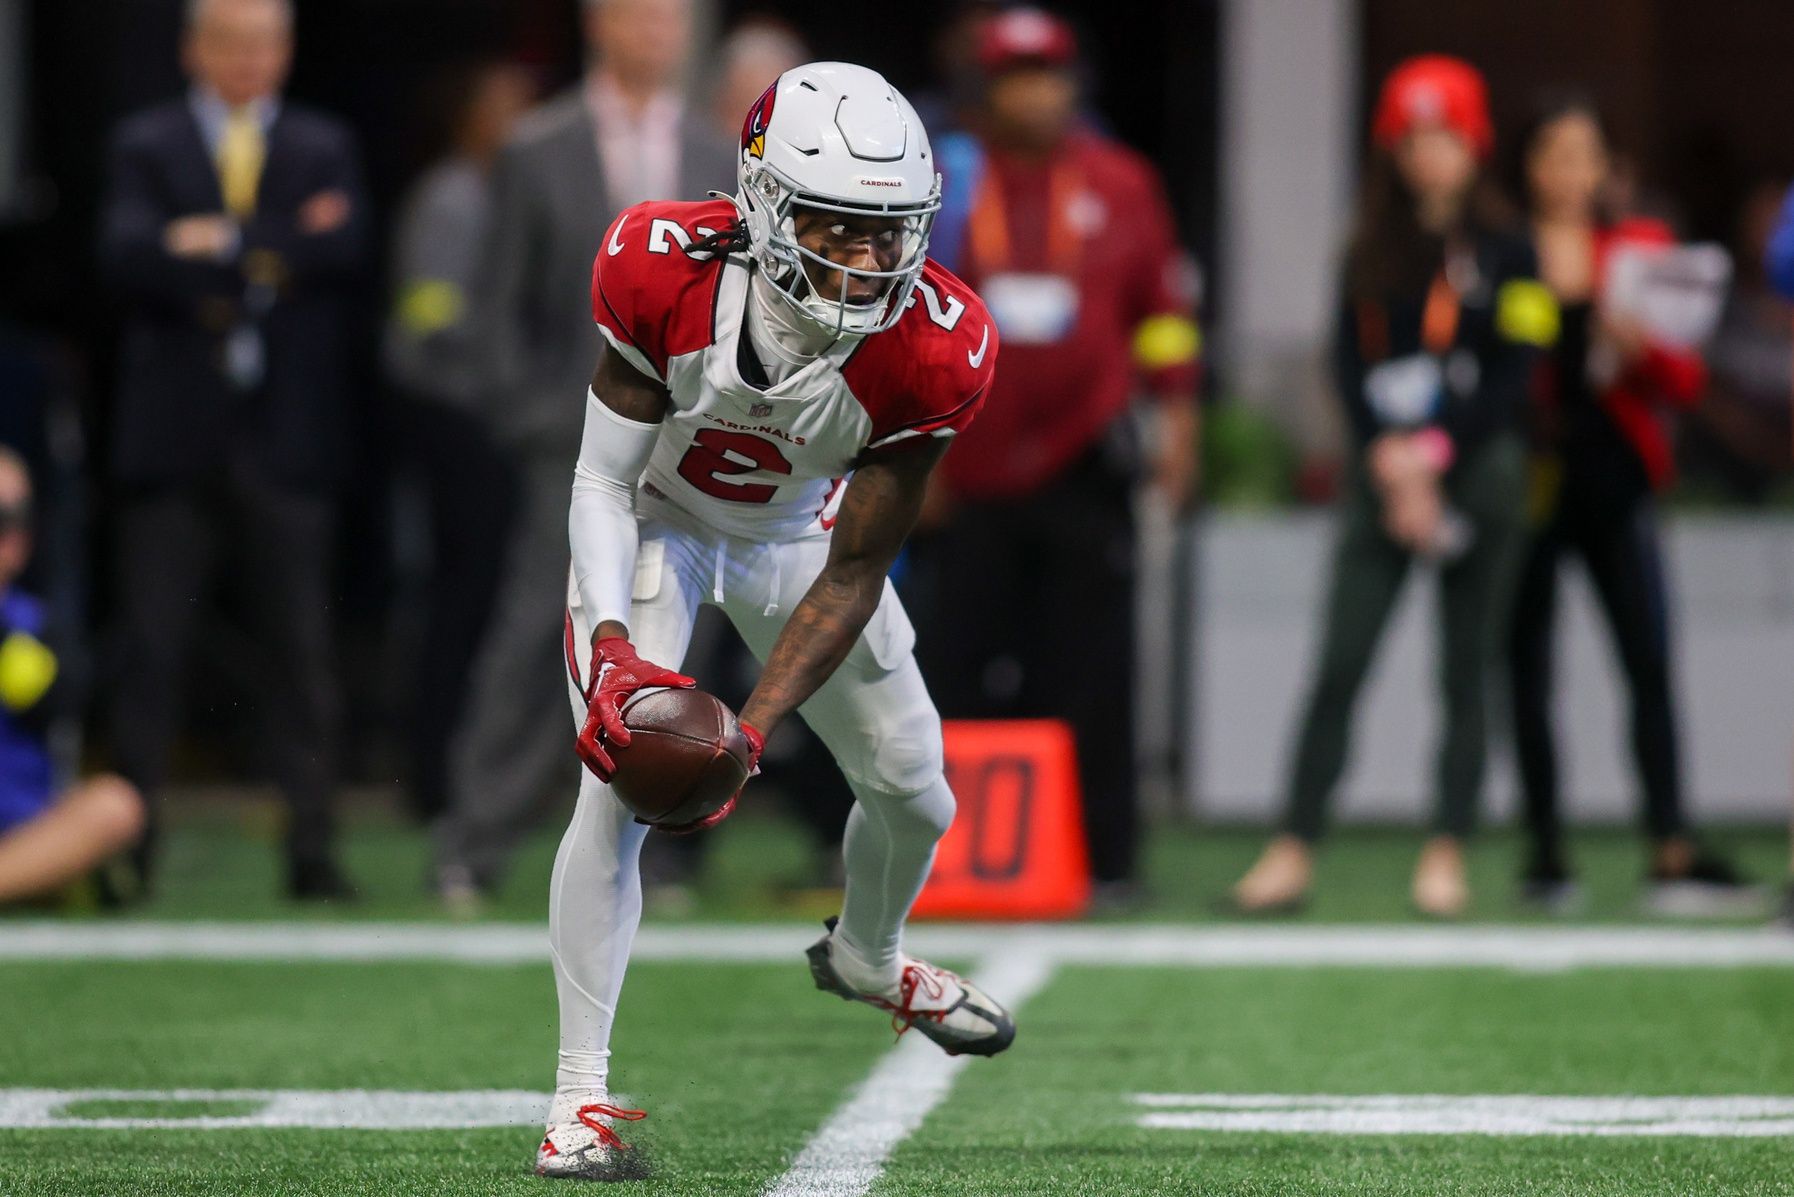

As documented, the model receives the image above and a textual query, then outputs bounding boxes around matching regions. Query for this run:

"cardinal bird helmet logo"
[742,80,777,161]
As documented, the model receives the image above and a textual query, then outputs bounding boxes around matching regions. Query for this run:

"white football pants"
[549,504,955,1085]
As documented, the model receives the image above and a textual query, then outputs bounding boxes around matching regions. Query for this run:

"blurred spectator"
[1769,184,1794,930]
[430,0,735,909]
[97,0,368,900]
[0,447,145,906]
[917,9,1200,906]
[710,19,806,143]
[1687,181,1794,500]
[1230,56,1545,918]
[1504,95,1748,916]
[1766,181,1794,300]
[906,0,1003,141]
[382,62,536,820]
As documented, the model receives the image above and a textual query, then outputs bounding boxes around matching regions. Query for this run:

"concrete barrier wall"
[1186,512,1794,825]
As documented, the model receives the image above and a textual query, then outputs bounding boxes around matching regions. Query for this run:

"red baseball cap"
[976,8,1078,76]
[1371,55,1494,159]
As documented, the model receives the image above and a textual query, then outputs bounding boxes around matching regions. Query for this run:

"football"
[607,687,755,828]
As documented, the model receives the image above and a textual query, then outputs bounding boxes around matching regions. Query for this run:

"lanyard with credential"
[1420,268,1462,354]
[1356,261,1463,365]
[964,157,1084,279]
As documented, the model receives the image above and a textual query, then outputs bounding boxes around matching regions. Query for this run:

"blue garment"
[930,132,986,275]
[1766,183,1794,301]
[0,589,54,834]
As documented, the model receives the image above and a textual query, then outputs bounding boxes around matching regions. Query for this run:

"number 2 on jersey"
[676,428,792,503]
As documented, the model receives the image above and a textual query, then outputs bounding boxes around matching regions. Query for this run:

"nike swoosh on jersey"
[967,325,990,369]
[607,217,629,257]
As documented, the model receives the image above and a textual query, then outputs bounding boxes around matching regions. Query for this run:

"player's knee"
[78,774,147,851]
[866,708,944,799]
[857,775,954,845]
[906,781,956,841]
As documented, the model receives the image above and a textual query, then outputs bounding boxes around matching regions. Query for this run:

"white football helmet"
[733,62,941,336]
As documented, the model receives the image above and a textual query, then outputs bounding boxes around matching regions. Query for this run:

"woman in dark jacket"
[1231,56,1552,917]
[1505,96,1748,913]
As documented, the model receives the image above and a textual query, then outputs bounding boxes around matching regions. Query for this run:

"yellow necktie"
[216,106,266,219]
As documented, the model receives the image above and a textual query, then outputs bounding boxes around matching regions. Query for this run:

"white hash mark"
[0,1089,547,1129]
[1131,1093,1794,1138]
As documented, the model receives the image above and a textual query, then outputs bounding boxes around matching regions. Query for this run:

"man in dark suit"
[97,0,367,899]
[430,0,737,908]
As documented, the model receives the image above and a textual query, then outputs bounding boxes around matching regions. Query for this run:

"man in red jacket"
[918,9,1199,904]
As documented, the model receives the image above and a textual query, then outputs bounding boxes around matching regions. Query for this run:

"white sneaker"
[806,918,1015,1058]
[534,1101,650,1181]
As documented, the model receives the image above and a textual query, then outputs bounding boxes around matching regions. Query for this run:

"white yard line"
[2,921,1791,968]
[761,947,1058,1197]
[8,1086,1792,1139]
[1132,1093,1794,1138]
[0,1088,545,1129]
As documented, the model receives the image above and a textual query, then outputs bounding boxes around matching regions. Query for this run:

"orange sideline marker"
[912,719,1091,920]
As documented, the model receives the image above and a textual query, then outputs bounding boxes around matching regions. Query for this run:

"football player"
[535,63,1015,1180]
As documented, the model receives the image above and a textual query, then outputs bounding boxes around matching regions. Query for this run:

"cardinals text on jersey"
[591,199,996,541]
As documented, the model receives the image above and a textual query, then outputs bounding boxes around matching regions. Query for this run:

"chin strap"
[684,220,749,259]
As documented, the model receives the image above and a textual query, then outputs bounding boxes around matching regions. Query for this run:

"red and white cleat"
[806,917,1016,1057]
[534,1101,651,1182]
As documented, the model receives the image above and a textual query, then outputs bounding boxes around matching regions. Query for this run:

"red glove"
[654,721,765,835]
[576,637,696,782]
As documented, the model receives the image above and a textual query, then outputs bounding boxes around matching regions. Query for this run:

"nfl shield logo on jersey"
[750,402,774,418]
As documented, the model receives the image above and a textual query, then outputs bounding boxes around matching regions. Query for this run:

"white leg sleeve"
[549,770,649,1099]
[834,772,956,990]
[722,539,953,991]
[808,651,953,988]
[551,521,700,1101]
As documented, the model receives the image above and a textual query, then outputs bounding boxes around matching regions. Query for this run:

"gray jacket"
[471,89,737,451]
[383,157,490,408]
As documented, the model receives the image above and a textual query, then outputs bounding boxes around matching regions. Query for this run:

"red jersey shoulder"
[591,198,736,377]
[844,259,998,449]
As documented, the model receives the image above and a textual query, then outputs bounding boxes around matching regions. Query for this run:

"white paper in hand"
[1606,243,1732,349]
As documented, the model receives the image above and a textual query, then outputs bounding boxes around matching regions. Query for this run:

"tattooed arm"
[738,439,949,736]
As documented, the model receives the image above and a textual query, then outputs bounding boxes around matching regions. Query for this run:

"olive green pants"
[1283,436,1524,842]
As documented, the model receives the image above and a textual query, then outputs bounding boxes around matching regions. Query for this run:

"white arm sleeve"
[569,387,661,630]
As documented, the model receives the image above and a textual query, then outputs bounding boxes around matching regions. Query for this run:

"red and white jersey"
[591,199,996,541]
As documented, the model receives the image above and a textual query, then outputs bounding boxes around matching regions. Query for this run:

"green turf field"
[5,953,1793,1195]
[4,806,1792,1195]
